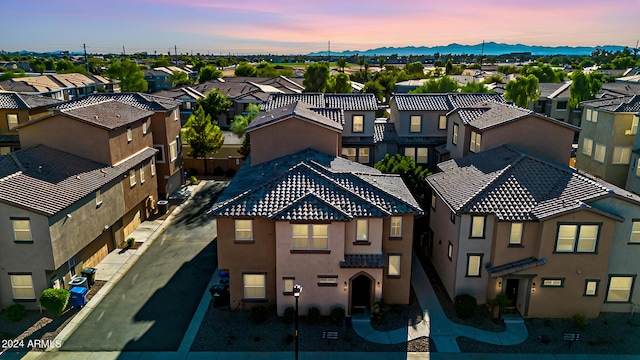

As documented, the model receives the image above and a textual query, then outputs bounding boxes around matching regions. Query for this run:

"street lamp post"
[293,284,302,360]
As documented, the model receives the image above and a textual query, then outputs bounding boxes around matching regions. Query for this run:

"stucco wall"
[395,111,448,138]
[455,214,495,303]
[107,117,154,165]
[429,196,461,300]
[342,111,375,137]
[343,218,383,255]
[381,214,414,304]
[446,115,466,160]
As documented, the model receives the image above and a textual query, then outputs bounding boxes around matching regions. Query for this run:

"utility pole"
[122,45,125,57]
[174,45,178,66]
[328,40,331,62]
[83,43,89,73]
[480,40,485,70]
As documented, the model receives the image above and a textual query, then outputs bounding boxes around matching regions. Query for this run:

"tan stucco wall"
[381,214,414,304]
[446,116,466,160]
[429,196,461,300]
[107,117,154,165]
[455,214,495,304]
[344,218,383,254]
[249,117,340,165]
[490,221,541,267]
[122,158,159,215]
[150,110,183,197]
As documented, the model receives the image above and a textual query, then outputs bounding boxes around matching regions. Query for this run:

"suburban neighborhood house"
[575,95,640,189]
[208,100,422,316]
[0,73,120,100]
[427,145,640,318]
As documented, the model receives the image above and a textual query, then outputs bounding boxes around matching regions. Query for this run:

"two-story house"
[0,93,61,155]
[0,73,119,101]
[575,95,640,188]
[426,145,640,318]
[208,101,422,316]
[625,112,640,195]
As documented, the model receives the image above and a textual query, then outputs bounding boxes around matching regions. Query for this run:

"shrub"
[306,306,321,324]
[454,294,477,319]
[225,168,236,178]
[282,306,295,324]
[571,313,587,331]
[330,306,346,326]
[373,298,390,314]
[249,305,268,324]
[213,166,224,176]
[4,303,26,322]
[127,237,135,247]
[189,175,198,184]
[39,288,70,316]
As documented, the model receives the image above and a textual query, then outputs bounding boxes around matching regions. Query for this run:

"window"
[542,278,564,287]
[452,123,459,145]
[594,144,606,163]
[404,147,415,160]
[448,242,453,261]
[470,131,481,153]
[7,114,18,130]
[129,169,136,187]
[140,166,145,183]
[0,146,10,155]
[10,274,35,300]
[466,254,482,277]
[174,109,180,121]
[154,145,165,163]
[450,211,456,223]
[630,115,638,135]
[127,127,132,142]
[169,141,178,162]
[292,224,328,250]
[356,219,368,242]
[390,216,402,237]
[612,147,631,165]
[352,115,364,133]
[283,278,294,294]
[585,108,592,122]
[416,148,428,163]
[358,148,369,164]
[439,115,447,130]
[470,216,485,238]
[68,258,76,277]
[555,224,600,253]
[431,194,436,210]
[556,101,567,110]
[235,219,253,241]
[585,280,599,296]
[142,121,148,135]
[388,255,401,276]
[96,190,102,206]
[631,221,640,243]
[176,135,182,154]
[591,110,598,122]
[150,157,156,176]
[410,115,421,132]
[243,274,265,299]
[342,147,356,161]
[318,276,338,286]
[637,160,640,177]
[582,138,593,156]
[12,219,32,242]
[606,276,634,302]
[509,223,523,245]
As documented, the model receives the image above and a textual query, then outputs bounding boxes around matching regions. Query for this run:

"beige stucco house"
[0,93,60,155]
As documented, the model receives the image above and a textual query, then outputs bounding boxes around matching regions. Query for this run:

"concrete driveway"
[60,181,227,352]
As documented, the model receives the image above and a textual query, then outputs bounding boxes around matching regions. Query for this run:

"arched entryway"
[350,273,373,314]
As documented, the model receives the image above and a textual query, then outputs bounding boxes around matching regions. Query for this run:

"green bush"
[282,306,295,324]
[39,288,70,316]
[454,294,477,319]
[189,175,198,184]
[571,313,587,330]
[4,303,26,322]
[306,306,321,324]
[249,305,268,324]
[213,166,224,176]
[330,306,346,326]
[127,237,135,247]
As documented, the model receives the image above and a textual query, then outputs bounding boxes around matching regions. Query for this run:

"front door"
[351,275,372,314]
[506,278,519,310]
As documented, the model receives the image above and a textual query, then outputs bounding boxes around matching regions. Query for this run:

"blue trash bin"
[69,286,88,308]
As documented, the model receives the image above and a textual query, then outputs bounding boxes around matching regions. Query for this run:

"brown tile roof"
[393,93,504,111]
[581,95,640,113]
[454,101,578,131]
[246,101,343,133]
[0,93,62,109]
[0,145,156,216]
[261,93,378,112]
[57,100,154,129]
[340,253,386,268]
[486,257,546,278]
[53,93,181,111]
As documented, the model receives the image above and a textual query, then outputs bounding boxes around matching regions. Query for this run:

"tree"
[409,76,459,93]
[197,89,232,120]
[482,74,504,84]
[358,56,365,71]
[568,70,602,108]
[337,58,347,72]
[460,82,493,93]
[303,62,330,92]
[327,73,352,93]
[445,60,454,75]
[168,71,193,87]
[198,65,223,83]
[105,59,148,92]
[374,154,431,206]
[363,80,384,101]
[235,62,257,77]
[230,103,260,159]
[55,59,75,72]
[404,62,425,77]
[183,105,224,175]
[504,74,540,108]
[30,58,45,74]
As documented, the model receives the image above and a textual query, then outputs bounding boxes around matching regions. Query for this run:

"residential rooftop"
[581,95,640,113]
[0,92,62,109]
[246,102,344,133]
[392,93,505,112]
[261,93,378,112]
[52,92,181,112]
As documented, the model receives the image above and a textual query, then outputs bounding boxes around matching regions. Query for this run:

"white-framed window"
[390,216,402,237]
[140,166,145,183]
[12,218,32,242]
[555,224,599,253]
[243,274,265,299]
[175,135,181,154]
[585,280,599,296]
[466,254,482,277]
[585,109,592,122]
[96,190,102,206]
[292,224,328,250]
[173,109,180,121]
[7,114,19,130]
[235,219,253,241]
[169,141,178,162]
[352,115,364,133]
[150,157,156,176]
[630,221,640,243]
[612,147,632,165]
[318,276,338,286]
[439,115,447,130]
[283,278,294,294]
[509,222,523,245]
[342,147,356,161]
[447,242,453,261]
[606,276,634,302]
[630,115,638,135]
[410,115,421,133]
[452,123,459,145]
[470,215,485,238]
[594,144,606,163]
[127,127,132,142]
[542,278,564,287]
[10,274,35,300]
[129,169,136,187]
[356,219,368,242]
[592,110,598,122]
[388,255,401,276]
[470,131,481,153]
[142,120,149,135]
[154,145,166,163]
[582,138,593,156]
[358,148,369,164]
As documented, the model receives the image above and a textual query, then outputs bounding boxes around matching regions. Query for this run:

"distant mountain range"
[308,42,628,57]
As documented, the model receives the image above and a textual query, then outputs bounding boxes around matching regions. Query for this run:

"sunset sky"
[2,0,638,55]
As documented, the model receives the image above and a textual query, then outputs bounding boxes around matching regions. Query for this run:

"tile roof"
[0,145,156,217]
[453,101,577,131]
[538,82,568,98]
[208,148,422,221]
[392,93,504,111]
[340,253,386,268]
[55,100,154,129]
[0,93,62,109]
[342,136,375,145]
[261,93,378,112]
[374,120,398,143]
[546,82,572,99]
[246,102,343,133]
[600,82,640,97]
[427,146,637,221]
[0,134,19,144]
[486,257,547,278]
[581,95,640,113]
[261,93,325,111]
[52,93,181,112]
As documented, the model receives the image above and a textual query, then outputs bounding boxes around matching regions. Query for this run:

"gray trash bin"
[157,200,169,215]
[69,277,88,289]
